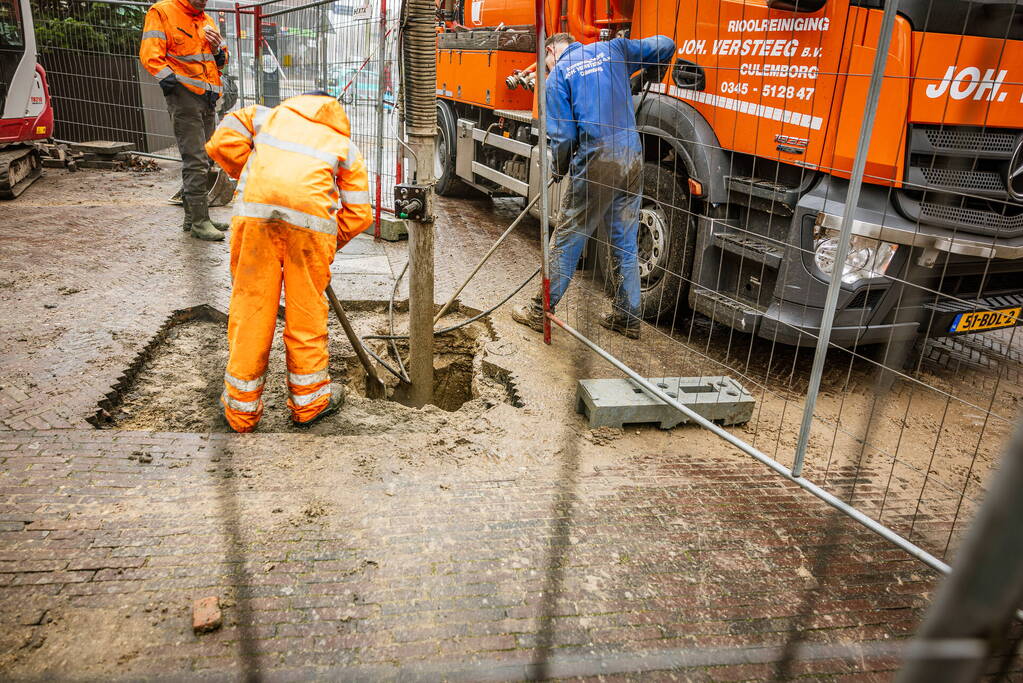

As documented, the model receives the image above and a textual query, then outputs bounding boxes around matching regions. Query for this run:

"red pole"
[373,0,388,239]
[534,0,551,344]
[253,4,262,105]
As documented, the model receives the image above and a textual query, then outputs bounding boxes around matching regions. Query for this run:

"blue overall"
[543,36,675,317]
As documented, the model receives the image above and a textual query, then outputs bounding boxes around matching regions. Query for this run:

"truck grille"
[896,124,1023,238]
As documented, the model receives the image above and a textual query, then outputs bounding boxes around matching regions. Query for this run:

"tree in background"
[31,0,146,56]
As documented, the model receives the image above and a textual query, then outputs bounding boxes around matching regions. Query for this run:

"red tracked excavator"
[0,0,53,198]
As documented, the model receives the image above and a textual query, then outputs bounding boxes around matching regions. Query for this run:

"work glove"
[204,90,219,111]
[552,146,572,182]
[159,74,179,96]
[642,63,669,87]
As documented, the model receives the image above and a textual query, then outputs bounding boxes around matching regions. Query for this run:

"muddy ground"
[108,308,512,434]
[5,163,1022,554]
[3,163,1023,678]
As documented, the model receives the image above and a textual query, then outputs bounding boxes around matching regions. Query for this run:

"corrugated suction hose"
[402,0,437,137]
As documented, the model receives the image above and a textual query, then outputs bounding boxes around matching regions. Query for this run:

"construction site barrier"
[531,1,1023,577]
[32,0,400,220]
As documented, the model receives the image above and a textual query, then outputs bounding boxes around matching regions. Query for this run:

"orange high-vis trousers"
[221,217,337,432]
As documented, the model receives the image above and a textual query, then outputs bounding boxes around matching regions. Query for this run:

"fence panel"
[254,0,400,216]
[538,0,1023,568]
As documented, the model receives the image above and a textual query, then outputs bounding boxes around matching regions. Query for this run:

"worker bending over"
[206,93,372,432]
[139,0,229,241]
[513,32,675,339]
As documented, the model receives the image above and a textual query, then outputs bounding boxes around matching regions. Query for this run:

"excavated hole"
[92,303,519,434]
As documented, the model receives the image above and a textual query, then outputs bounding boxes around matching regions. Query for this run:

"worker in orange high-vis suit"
[205,93,373,432]
[139,0,229,241]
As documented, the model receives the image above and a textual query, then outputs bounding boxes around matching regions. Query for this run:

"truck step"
[690,287,764,335]
[576,376,755,429]
[726,176,801,215]
[713,232,784,269]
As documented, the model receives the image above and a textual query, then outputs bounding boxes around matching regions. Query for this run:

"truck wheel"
[435,101,476,197]
[595,162,696,321]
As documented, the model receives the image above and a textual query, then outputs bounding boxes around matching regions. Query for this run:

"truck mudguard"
[634,93,730,206]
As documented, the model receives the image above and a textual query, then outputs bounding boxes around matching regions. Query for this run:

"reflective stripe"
[169,52,216,63]
[290,384,331,407]
[234,201,337,235]
[141,30,166,40]
[155,66,174,80]
[176,73,223,94]
[233,108,270,197]
[288,369,329,386]
[236,161,251,196]
[218,115,252,139]
[340,142,361,170]
[254,132,340,168]
[224,371,265,392]
[341,190,371,205]
[252,106,271,134]
[221,390,260,413]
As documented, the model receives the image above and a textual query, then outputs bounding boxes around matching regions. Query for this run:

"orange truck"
[434,0,1023,347]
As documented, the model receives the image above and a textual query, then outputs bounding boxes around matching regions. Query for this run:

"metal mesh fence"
[30,0,398,213]
[522,0,1023,569]
[255,0,400,219]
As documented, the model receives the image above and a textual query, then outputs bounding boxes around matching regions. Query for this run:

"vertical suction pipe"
[403,0,437,405]
[535,0,552,344]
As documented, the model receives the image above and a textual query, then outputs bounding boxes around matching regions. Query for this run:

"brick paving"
[0,167,1018,679]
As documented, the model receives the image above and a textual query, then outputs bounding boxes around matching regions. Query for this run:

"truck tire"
[435,101,476,197]
[595,162,696,321]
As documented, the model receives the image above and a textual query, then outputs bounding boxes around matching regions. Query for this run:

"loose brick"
[192,596,223,634]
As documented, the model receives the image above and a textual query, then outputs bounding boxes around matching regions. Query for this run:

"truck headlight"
[813,227,898,285]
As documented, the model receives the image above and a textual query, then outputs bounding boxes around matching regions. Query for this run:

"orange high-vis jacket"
[139,0,228,96]
[205,96,373,249]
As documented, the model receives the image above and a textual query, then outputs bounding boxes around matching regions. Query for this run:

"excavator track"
[0,146,43,200]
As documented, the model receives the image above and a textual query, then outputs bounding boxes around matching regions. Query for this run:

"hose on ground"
[361,265,541,383]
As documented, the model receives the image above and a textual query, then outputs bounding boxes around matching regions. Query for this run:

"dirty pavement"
[0,165,1018,680]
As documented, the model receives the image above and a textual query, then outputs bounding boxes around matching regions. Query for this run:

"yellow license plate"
[950,307,1021,333]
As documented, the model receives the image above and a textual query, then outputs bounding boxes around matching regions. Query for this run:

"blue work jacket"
[546,36,675,174]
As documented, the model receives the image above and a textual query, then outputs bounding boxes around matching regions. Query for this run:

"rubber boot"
[292,392,345,428]
[211,219,230,232]
[187,196,224,242]
[181,200,193,232]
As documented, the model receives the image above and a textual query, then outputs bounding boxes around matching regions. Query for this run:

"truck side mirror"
[766,0,827,12]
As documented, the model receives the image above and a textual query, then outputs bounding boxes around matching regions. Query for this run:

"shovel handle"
[326,285,387,396]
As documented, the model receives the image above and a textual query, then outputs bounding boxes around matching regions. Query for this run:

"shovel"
[326,284,388,400]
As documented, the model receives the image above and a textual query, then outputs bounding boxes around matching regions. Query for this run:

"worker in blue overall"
[513,32,675,339]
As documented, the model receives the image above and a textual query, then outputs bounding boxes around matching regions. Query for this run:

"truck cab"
[435,0,1023,347]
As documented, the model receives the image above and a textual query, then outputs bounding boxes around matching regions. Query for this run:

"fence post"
[534,0,551,345]
[373,0,387,238]
[233,2,246,107]
[790,3,899,478]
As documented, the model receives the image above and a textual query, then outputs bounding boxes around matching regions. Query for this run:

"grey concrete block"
[576,376,754,429]
[70,140,136,156]
[377,214,408,242]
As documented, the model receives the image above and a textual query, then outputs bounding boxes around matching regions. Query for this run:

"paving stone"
[0,169,1017,679]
